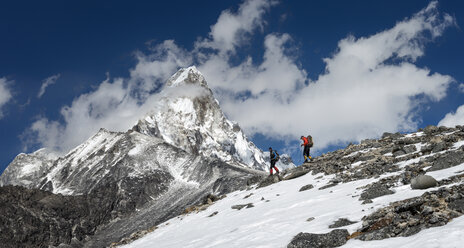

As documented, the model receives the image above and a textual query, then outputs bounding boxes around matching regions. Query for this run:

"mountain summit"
[133,66,279,171]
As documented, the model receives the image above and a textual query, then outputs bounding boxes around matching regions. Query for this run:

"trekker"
[301,135,313,163]
[269,147,280,176]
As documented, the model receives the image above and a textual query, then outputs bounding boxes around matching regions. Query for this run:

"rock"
[208,211,218,217]
[427,150,464,171]
[356,184,464,241]
[287,229,349,248]
[410,175,438,190]
[299,184,314,192]
[0,185,116,248]
[283,169,310,181]
[382,132,402,140]
[231,203,254,210]
[362,199,373,204]
[306,217,315,222]
[257,175,281,188]
[403,145,417,154]
[424,125,439,135]
[319,183,338,190]
[431,142,448,153]
[359,184,394,200]
[448,199,464,213]
[329,218,357,228]
[243,193,253,199]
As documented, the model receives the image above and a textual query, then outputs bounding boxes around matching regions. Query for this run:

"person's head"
[269,147,272,151]
[300,136,304,139]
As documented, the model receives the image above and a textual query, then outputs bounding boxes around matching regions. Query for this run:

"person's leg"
[304,146,309,162]
[270,160,276,175]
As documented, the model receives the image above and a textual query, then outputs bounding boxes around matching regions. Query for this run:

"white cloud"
[195,0,276,55]
[37,74,60,98]
[198,1,455,149]
[0,78,13,119]
[459,84,464,93]
[24,0,456,154]
[438,105,464,128]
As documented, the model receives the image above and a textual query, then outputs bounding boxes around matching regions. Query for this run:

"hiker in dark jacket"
[301,135,313,163]
[269,147,280,176]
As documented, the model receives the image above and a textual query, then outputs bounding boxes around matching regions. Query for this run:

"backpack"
[272,150,280,161]
[307,135,313,147]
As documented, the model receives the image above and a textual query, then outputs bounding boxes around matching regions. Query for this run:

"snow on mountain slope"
[121,126,464,248]
[0,148,58,188]
[133,66,294,171]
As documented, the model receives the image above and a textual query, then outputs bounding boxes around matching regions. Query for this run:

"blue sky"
[1,0,463,172]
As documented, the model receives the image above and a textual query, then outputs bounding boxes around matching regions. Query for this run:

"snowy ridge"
[0,148,57,188]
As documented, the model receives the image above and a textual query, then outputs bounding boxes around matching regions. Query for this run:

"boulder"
[287,229,349,248]
[299,184,314,192]
[359,184,394,200]
[257,175,281,188]
[410,175,438,190]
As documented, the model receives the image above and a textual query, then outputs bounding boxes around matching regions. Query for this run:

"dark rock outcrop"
[287,229,349,248]
[355,184,464,241]
[359,183,395,201]
[299,184,314,192]
[0,185,116,248]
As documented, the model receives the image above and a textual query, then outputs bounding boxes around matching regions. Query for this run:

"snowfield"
[122,154,464,248]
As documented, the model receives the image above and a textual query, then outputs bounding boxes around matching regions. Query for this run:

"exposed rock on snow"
[256,174,282,188]
[287,229,350,248]
[329,218,357,228]
[355,184,464,241]
[299,184,314,192]
[410,175,438,189]
[231,203,254,210]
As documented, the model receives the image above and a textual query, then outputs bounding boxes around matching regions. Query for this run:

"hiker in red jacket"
[301,135,313,163]
[269,147,280,176]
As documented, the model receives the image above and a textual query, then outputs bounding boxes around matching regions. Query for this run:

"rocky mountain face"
[0,67,293,248]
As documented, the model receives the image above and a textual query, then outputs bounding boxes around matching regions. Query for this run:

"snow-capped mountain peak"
[166,66,208,88]
[133,67,294,171]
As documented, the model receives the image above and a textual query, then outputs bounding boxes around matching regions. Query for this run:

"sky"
[1,0,463,172]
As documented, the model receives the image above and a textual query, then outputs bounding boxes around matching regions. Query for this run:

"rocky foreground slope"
[120,125,464,248]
